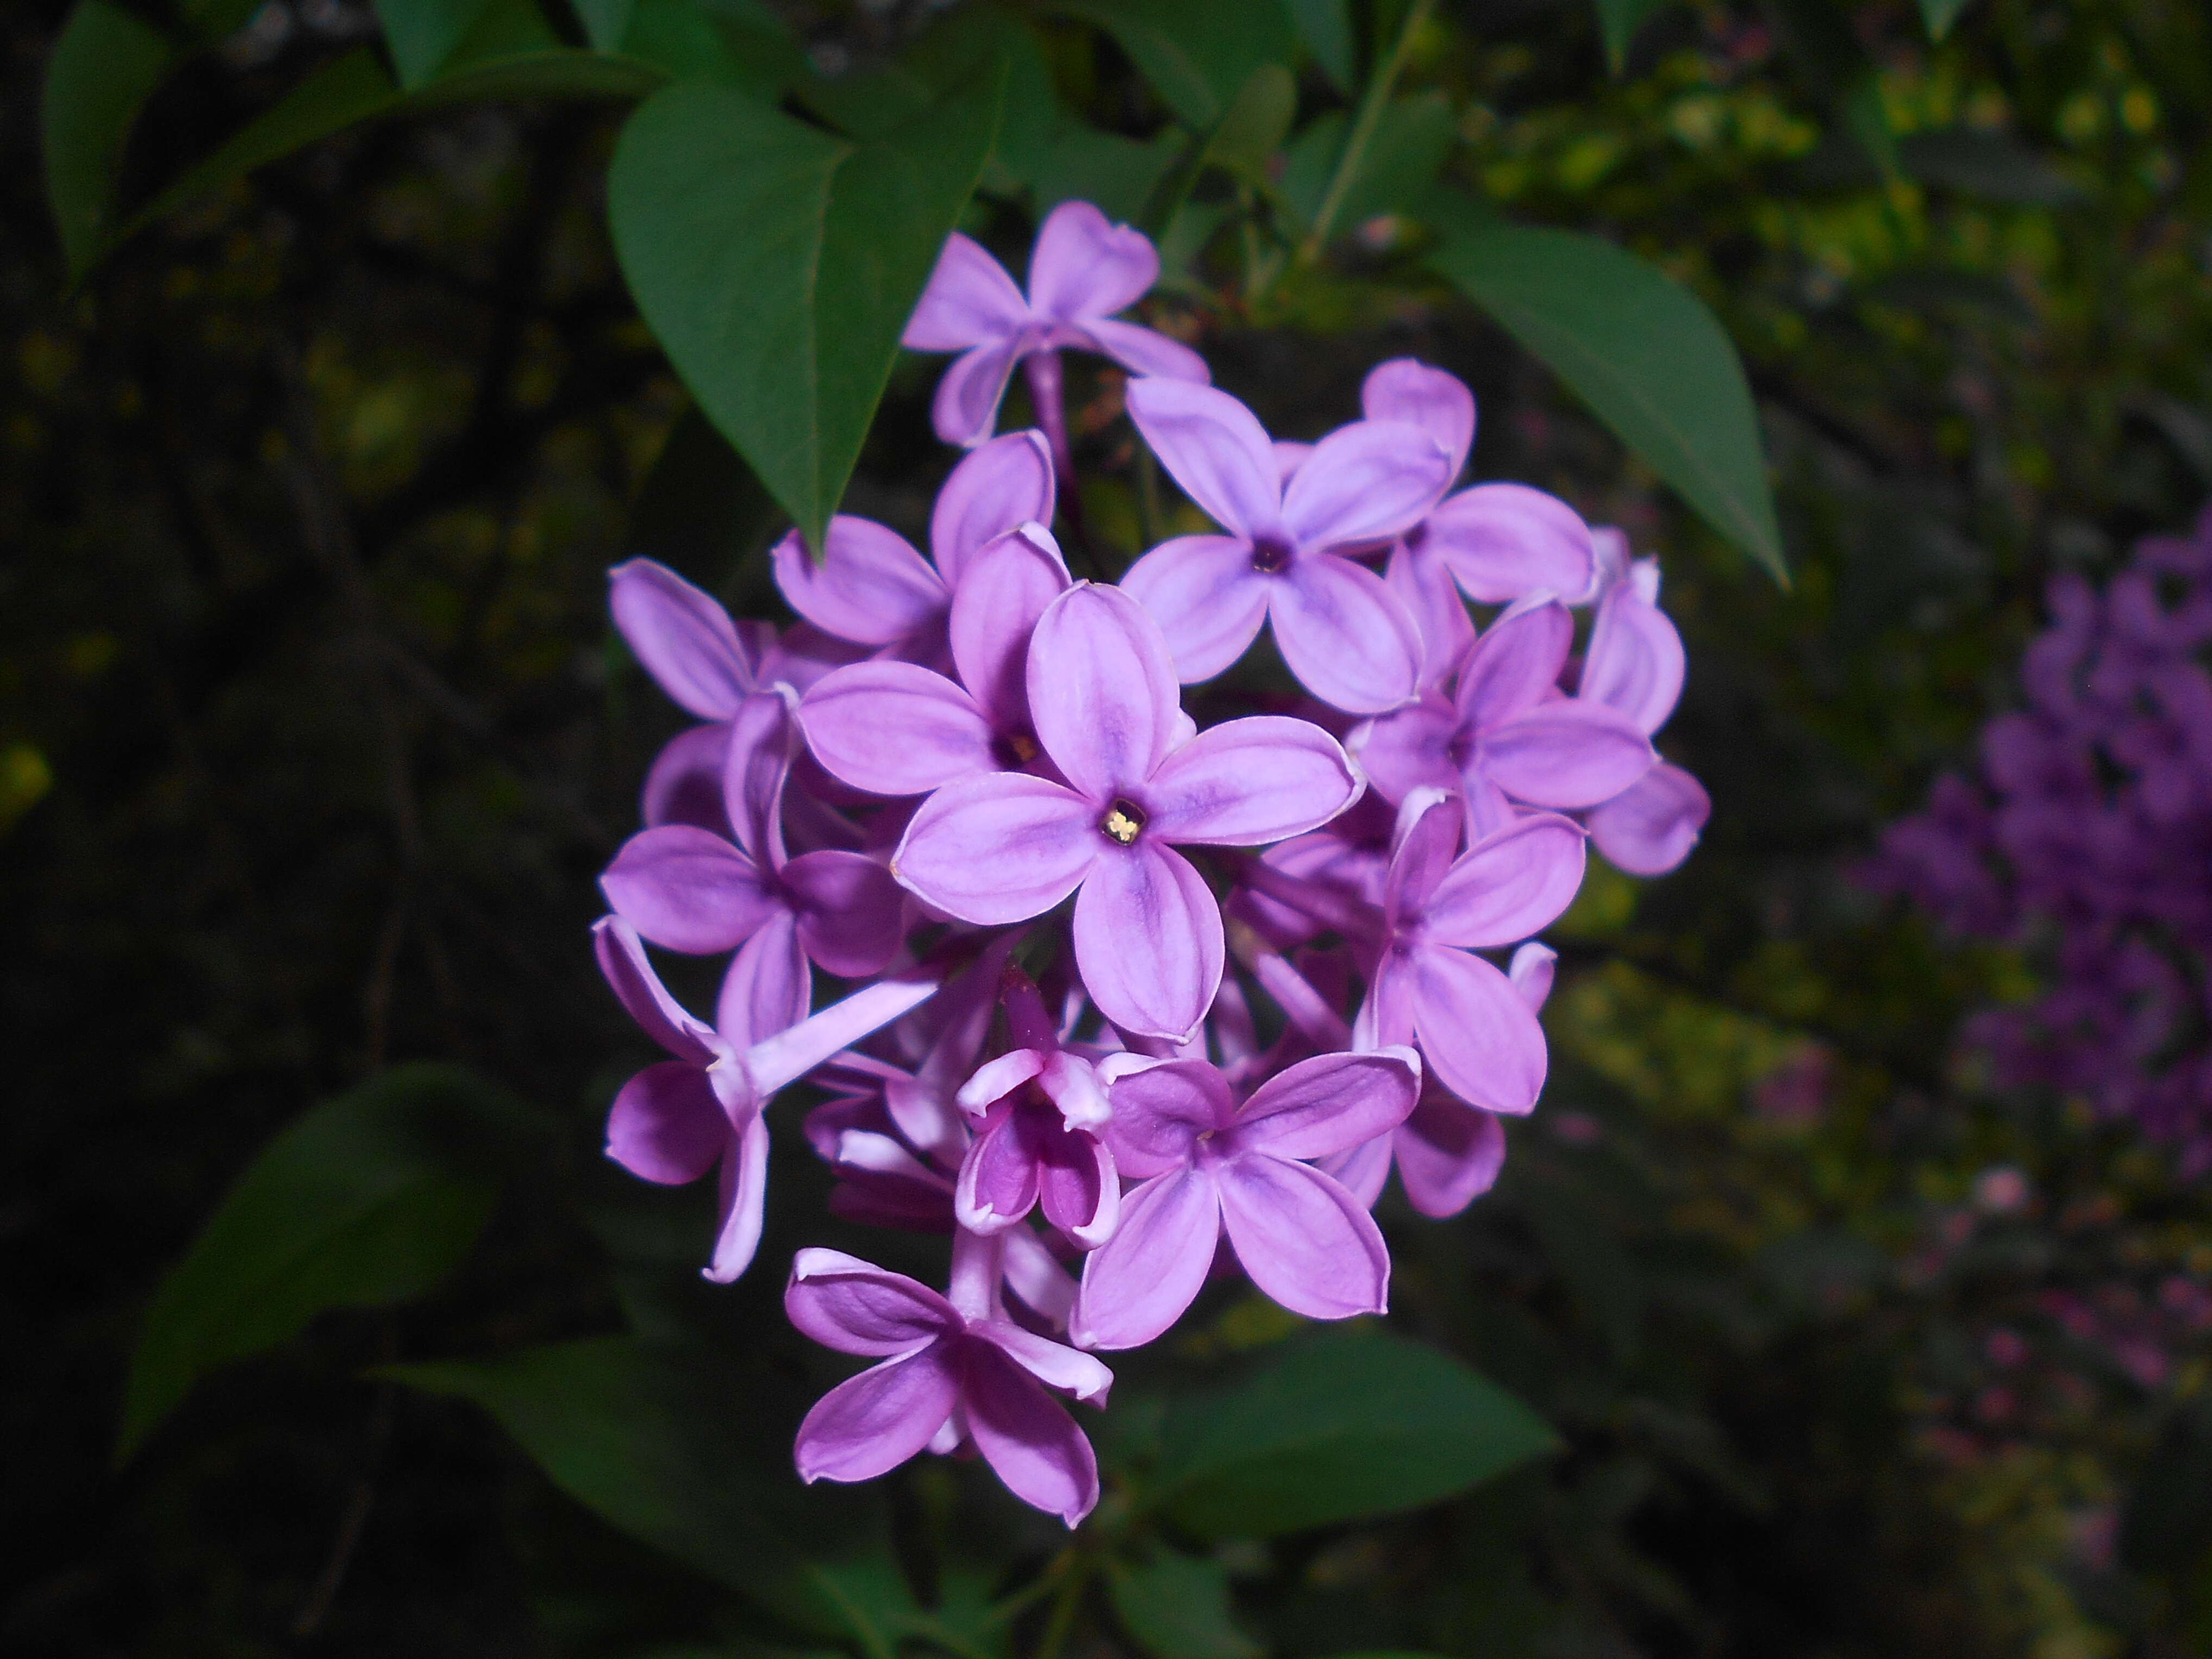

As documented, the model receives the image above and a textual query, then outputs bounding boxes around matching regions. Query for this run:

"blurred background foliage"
[8,0,2212,1655]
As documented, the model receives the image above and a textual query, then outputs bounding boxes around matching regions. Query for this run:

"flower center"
[1250,533,1294,574]
[1403,520,1428,552]
[993,728,1041,768]
[1099,799,1146,845]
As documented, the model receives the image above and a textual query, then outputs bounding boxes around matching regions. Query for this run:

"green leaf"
[1108,1552,1260,1659]
[117,1063,532,1461]
[1427,198,1786,582]
[1898,129,2080,203]
[570,0,634,51]
[608,68,1004,556]
[1591,0,1674,73]
[1918,0,1973,40]
[1204,63,1297,185]
[42,0,178,281]
[1286,0,1354,91]
[1147,1328,1558,1539]
[1050,0,1294,129]
[374,0,499,88]
[1278,92,1452,233]
[614,0,798,93]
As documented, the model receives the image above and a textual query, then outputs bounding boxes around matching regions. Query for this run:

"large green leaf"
[1278,93,1452,234]
[374,0,499,88]
[1428,198,1786,581]
[1147,1329,1557,1538]
[1050,0,1293,129]
[42,0,178,281]
[1286,0,1355,92]
[1108,1552,1260,1659]
[608,68,1004,556]
[117,1063,533,1460]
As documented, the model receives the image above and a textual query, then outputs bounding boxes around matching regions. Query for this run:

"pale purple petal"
[798,663,997,797]
[1420,812,1588,947]
[955,1108,1041,1234]
[773,518,947,648]
[1588,762,1709,875]
[1124,378,1280,540]
[903,232,1030,350]
[1119,535,1272,684]
[1227,1047,1421,1159]
[1360,358,1475,477]
[1425,484,1595,606]
[762,620,874,694]
[786,1247,960,1354]
[1074,317,1211,383]
[1319,1131,1394,1209]
[930,431,1057,584]
[1482,701,1655,809]
[1003,1227,1078,1329]
[784,850,905,977]
[957,1048,1047,1114]
[1271,440,1314,484]
[932,339,1028,448]
[972,1319,1114,1405]
[717,910,811,1049]
[1143,716,1360,846]
[600,825,778,954]
[1271,551,1423,714]
[1073,844,1222,1041]
[605,1061,726,1184]
[745,969,946,1096]
[947,527,1068,731]
[641,722,732,832]
[722,688,797,869]
[1071,1166,1221,1350]
[703,1108,770,1282]
[958,1338,1101,1526]
[793,1344,961,1484]
[1027,583,1180,801]
[892,772,1099,924]
[1508,940,1557,1008]
[1406,945,1547,1114]
[1028,199,1158,321]
[1385,538,1476,685]
[1036,1121,1119,1248]
[1101,1057,1233,1177]
[608,559,757,719]
[1395,1098,1507,1218]
[1581,571,1685,734]
[1458,597,1573,727]
[1216,1155,1390,1320]
[1346,694,1459,803]
[592,916,717,1064]
[1036,1050,1111,1129]
[1279,420,1453,551]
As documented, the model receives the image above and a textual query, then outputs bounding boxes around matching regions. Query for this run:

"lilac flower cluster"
[591,203,1708,1525]
[1868,507,2212,1167]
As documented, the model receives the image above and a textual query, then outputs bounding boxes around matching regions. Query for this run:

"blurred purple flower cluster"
[1868,507,2212,1167]
[589,203,1708,1524]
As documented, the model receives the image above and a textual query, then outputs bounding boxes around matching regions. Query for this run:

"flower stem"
[1298,0,1436,264]
[947,1225,1005,1321]
[1023,351,1106,578]
[1034,1556,1091,1659]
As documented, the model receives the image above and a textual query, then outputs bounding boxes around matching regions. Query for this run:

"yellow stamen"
[1101,806,1142,845]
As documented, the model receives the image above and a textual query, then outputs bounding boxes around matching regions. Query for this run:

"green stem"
[1034,1557,1091,1659]
[1298,0,1435,263]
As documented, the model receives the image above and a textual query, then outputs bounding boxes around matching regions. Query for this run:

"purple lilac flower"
[1119,378,1452,714]
[1070,1048,1421,1350]
[901,199,1208,453]
[789,1238,1112,1525]
[892,582,1361,1040]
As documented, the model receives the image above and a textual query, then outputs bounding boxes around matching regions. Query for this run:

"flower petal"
[1395,1097,1507,1218]
[959,1338,1101,1526]
[1458,596,1573,727]
[892,772,1099,924]
[1003,1226,1078,1329]
[1426,484,1595,606]
[1076,317,1211,382]
[1102,1057,1234,1177]
[605,1061,726,1185]
[1271,551,1423,714]
[1227,1047,1422,1160]
[703,1107,770,1282]
[773,517,947,648]
[948,526,1068,731]
[1382,789,1462,925]
[1028,199,1158,320]
[1360,358,1476,477]
[972,1319,1114,1405]
[1346,694,1459,803]
[608,559,757,719]
[957,1048,1047,1114]
[1319,1131,1394,1209]
[1508,940,1557,1009]
[1279,419,1453,552]
[641,722,733,833]
[1588,761,1709,876]
[1073,844,1222,1041]
[592,916,717,1063]
[798,662,998,797]
[1385,538,1476,687]
[785,849,905,977]
[1035,1121,1119,1248]
[1581,567,1685,734]
[1406,945,1547,1114]
[786,1246,961,1355]
[716,910,812,1046]
[932,339,1028,449]
[1027,583,1181,801]
[1119,535,1272,684]
[600,825,778,954]
[1071,1166,1221,1350]
[903,231,1030,350]
[1482,701,1655,809]
[1420,812,1588,947]
[793,1344,961,1485]
[930,430,1057,585]
[1144,715,1360,846]
[954,1107,1042,1233]
[723,687,798,869]
[1216,1155,1390,1320]
[1124,378,1280,540]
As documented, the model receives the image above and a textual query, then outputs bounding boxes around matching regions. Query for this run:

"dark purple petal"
[773,518,947,648]
[703,1109,770,1282]
[1319,1131,1394,1209]
[958,1337,1101,1526]
[641,722,733,832]
[1383,789,1462,925]
[1102,1057,1234,1177]
[793,1343,961,1484]
[930,430,1057,585]
[1482,701,1655,810]
[892,772,1099,924]
[1395,1097,1507,1218]
[1227,1047,1422,1160]
[1346,694,1460,803]
[1028,199,1157,320]
[947,527,1068,732]
[954,1106,1042,1233]
[784,850,905,977]
[600,824,779,954]
[1458,596,1573,728]
[1360,358,1476,478]
[799,663,998,797]
[605,1061,726,1185]
[592,916,718,1063]
[1143,715,1360,846]
[1588,762,1709,875]
[1420,812,1588,948]
[1216,1155,1390,1320]
[1035,1120,1119,1248]
[903,232,1029,350]
[1426,484,1595,606]
[717,909,811,1047]
[1279,420,1454,552]
[786,1246,961,1354]
[1271,552,1424,714]
[1073,843,1223,1041]
[1124,378,1280,540]
[608,559,757,719]
[971,1319,1113,1404]
[1406,945,1547,1114]
[1071,1166,1221,1350]
[722,689,797,870]
[1119,535,1273,684]
[1027,583,1181,801]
